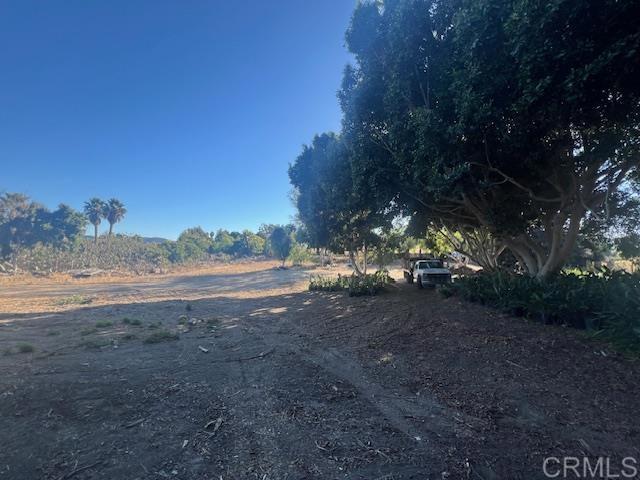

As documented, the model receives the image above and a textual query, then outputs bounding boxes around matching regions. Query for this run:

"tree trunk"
[440,227,505,272]
[108,222,113,236]
[502,205,584,280]
[94,224,98,243]
[349,250,365,276]
[363,241,367,275]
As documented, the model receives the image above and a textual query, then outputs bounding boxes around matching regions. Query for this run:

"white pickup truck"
[404,258,452,288]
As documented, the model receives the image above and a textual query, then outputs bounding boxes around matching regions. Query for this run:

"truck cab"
[404,257,452,288]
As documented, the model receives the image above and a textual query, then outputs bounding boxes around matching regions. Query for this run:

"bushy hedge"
[441,270,640,350]
[3,236,170,274]
[309,271,395,296]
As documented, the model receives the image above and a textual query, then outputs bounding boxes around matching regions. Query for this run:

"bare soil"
[0,261,638,479]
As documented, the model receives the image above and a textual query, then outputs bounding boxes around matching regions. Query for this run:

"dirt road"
[1,263,638,479]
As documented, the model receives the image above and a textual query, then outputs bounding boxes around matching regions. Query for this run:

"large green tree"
[289,133,389,274]
[269,227,293,267]
[339,0,640,279]
[0,194,86,257]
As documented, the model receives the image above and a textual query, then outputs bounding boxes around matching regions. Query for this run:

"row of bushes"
[441,269,640,350]
[1,233,317,275]
[2,237,172,274]
[309,271,395,297]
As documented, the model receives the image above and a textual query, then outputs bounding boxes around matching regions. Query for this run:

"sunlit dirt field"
[0,261,638,479]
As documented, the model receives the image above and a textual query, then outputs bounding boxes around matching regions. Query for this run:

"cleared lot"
[0,262,638,479]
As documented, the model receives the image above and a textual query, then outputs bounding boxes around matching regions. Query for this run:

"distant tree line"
[0,191,305,273]
[160,224,297,264]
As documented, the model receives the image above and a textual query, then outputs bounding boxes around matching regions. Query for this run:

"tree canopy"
[83,198,107,243]
[0,193,86,257]
[269,227,293,267]
[105,199,127,235]
[291,0,640,279]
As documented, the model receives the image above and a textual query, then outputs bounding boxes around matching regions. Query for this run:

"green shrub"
[55,295,93,306]
[143,330,179,344]
[81,338,111,349]
[80,327,98,336]
[309,271,394,296]
[17,343,35,353]
[309,274,351,292]
[445,270,640,350]
[122,317,142,326]
[288,242,312,266]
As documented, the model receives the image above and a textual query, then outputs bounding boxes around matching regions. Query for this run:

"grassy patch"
[121,333,137,341]
[81,338,111,349]
[122,317,142,326]
[95,320,113,328]
[54,295,93,306]
[80,327,98,336]
[46,331,60,336]
[143,330,179,344]
[17,343,35,353]
[177,315,188,325]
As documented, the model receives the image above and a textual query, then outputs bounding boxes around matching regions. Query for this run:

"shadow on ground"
[0,283,639,479]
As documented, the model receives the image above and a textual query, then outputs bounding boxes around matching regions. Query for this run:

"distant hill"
[142,237,169,244]
[83,235,170,244]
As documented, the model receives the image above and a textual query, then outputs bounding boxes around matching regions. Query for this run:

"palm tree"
[83,198,106,243]
[105,198,127,235]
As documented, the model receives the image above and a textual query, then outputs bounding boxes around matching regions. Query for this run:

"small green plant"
[17,343,35,354]
[144,330,179,344]
[309,271,394,296]
[95,320,113,328]
[185,303,193,312]
[177,315,188,325]
[121,333,137,341]
[309,273,350,292]
[81,338,111,349]
[80,327,98,336]
[55,295,93,306]
[347,271,395,296]
[46,331,60,336]
[122,317,142,326]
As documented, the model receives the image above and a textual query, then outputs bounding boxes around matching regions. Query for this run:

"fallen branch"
[124,418,146,428]
[216,348,275,362]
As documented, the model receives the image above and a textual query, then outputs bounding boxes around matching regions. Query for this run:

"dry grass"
[0,260,356,315]
[0,259,288,287]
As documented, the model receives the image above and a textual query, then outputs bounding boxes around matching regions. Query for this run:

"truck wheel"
[417,275,424,289]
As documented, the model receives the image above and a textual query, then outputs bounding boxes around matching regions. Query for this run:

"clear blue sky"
[0,1,354,239]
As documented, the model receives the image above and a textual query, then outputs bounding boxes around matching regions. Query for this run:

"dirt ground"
[0,261,638,479]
